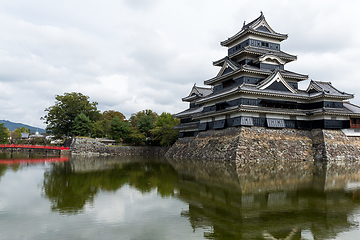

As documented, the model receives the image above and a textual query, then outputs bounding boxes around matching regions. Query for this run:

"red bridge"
[0,144,70,150]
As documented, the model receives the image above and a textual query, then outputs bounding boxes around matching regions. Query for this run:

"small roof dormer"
[257,69,297,94]
[216,57,240,77]
[182,84,212,102]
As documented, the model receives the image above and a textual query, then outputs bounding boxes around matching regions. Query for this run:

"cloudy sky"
[0,0,360,129]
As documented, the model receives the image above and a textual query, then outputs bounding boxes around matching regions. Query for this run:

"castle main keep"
[167,13,360,162]
[173,12,360,138]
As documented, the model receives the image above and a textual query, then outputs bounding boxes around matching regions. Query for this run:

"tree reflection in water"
[42,157,179,215]
[0,164,7,181]
[42,156,360,239]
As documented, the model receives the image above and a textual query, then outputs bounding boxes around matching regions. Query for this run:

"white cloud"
[0,0,360,128]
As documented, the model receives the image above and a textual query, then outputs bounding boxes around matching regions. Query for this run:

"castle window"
[351,118,360,128]
[216,102,227,111]
[222,79,235,88]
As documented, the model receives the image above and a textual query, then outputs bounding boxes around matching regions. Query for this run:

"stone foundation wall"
[165,127,360,162]
[71,137,169,156]
[165,128,241,161]
[321,130,360,161]
[236,127,313,162]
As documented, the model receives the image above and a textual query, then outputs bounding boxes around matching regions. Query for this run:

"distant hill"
[0,120,46,133]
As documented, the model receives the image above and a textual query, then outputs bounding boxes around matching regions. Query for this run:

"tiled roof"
[173,106,204,118]
[344,102,360,115]
[214,47,297,67]
[196,86,239,104]
[172,122,199,130]
[308,107,350,115]
[205,65,308,85]
[196,86,213,96]
[243,65,308,80]
[182,85,212,102]
[220,12,288,47]
[215,46,297,65]
[307,80,353,98]
[225,57,240,69]
[197,80,353,105]
[239,84,309,98]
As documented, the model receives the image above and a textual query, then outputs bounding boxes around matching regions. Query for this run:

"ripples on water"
[0,152,360,239]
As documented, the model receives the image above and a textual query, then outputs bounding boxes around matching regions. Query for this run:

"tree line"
[0,124,32,144]
[39,92,180,146]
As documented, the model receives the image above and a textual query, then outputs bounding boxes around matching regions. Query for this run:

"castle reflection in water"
[44,156,360,240]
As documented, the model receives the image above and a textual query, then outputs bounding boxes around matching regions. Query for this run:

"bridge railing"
[0,144,70,150]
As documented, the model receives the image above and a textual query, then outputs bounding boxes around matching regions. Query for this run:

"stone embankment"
[165,127,360,162]
[70,137,169,156]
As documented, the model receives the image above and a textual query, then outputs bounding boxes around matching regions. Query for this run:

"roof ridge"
[195,86,212,89]
[311,80,354,97]
[280,69,308,78]
[242,12,263,30]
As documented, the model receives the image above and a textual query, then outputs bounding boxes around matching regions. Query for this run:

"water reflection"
[169,158,360,240]
[42,156,179,215]
[37,156,360,239]
[0,152,69,180]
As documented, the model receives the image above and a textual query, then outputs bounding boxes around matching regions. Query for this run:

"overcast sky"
[0,0,359,129]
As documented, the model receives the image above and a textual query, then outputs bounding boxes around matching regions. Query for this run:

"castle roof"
[174,13,360,133]
[344,102,360,115]
[197,79,353,105]
[306,80,354,98]
[205,65,308,85]
[173,106,203,118]
[257,69,297,93]
[221,12,288,47]
[192,102,360,120]
[172,122,200,130]
[182,85,212,102]
[214,46,297,66]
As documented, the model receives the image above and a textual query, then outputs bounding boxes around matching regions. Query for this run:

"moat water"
[1,153,360,240]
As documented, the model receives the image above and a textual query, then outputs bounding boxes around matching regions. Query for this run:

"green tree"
[97,110,126,137]
[20,127,30,133]
[129,110,158,143]
[0,123,9,144]
[151,113,180,146]
[129,109,158,129]
[71,113,92,137]
[127,127,146,145]
[90,121,104,138]
[41,92,100,138]
[110,117,130,142]
[10,128,22,143]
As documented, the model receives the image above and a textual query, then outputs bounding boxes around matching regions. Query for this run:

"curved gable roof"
[182,85,213,102]
[221,12,288,47]
[306,80,354,99]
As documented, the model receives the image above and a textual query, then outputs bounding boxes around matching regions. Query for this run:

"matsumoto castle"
[174,12,360,138]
